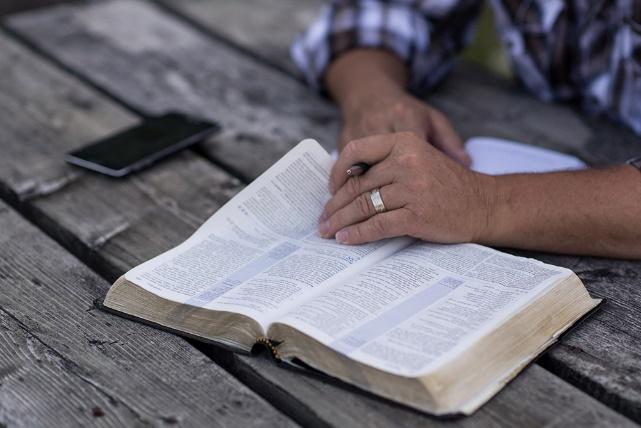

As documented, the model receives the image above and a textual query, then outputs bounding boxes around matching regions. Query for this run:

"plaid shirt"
[292,0,641,135]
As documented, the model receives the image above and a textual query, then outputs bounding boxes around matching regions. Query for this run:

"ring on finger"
[369,188,386,214]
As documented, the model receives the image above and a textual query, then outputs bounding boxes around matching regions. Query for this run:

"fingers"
[334,208,412,245]
[329,134,397,194]
[428,111,471,167]
[323,162,395,218]
[319,185,402,238]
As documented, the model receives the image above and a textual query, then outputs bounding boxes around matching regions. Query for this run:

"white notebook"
[466,137,586,175]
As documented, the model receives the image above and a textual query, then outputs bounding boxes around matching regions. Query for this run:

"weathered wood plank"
[0,30,243,281]
[2,1,639,426]
[0,308,138,427]
[158,0,323,76]
[160,0,641,168]
[0,201,295,427]
[5,0,339,182]
[213,349,637,428]
[540,256,641,420]
[0,29,290,426]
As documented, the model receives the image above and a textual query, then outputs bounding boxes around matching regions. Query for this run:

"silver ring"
[369,188,386,214]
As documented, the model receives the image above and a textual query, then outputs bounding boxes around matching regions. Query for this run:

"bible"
[104,139,600,416]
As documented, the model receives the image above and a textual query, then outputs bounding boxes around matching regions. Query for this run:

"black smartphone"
[65,113,221,177]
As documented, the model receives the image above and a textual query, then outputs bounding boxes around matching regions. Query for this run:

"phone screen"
[66,113,220,176]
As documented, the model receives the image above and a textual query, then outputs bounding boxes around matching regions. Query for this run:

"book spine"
[256,337,282,361]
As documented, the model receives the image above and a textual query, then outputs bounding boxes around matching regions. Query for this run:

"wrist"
[474,174,508,244]
[325,49,408,112]
[340,78,405,116]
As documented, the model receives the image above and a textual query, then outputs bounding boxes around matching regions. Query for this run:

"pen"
[346,162,370,177]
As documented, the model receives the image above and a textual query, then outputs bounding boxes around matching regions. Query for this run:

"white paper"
[466,136,586,175]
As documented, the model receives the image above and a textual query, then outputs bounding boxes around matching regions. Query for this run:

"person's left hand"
[338,90,472,166]
[318,132,497,245]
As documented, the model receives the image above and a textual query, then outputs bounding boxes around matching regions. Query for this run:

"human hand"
[318,132,496,245]
[339,91,472,167]
[325,49,470,166]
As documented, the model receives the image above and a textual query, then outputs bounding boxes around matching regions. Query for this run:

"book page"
[275,242,570,377]
[124,140,408,329]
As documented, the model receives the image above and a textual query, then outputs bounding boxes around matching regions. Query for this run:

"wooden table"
[0,1,639,426]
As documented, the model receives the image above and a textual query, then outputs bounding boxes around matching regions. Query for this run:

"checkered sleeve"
[291,0,482,92]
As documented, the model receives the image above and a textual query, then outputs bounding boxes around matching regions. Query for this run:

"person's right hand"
[319,132,493,244]
[339,89,471,166]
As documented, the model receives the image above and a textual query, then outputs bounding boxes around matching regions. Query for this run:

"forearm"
[325,49,408,112]
[484,166,641,258]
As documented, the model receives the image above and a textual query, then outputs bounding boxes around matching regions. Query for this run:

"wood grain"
[0,308,138,427]
[0,31,243,281]
[541,256,641,421]
[3,1,639,426]
[5,0,339,182]
[0,29,290,426]
[0,201,294,427]
[158,0,324,75]
[212,350,637,428]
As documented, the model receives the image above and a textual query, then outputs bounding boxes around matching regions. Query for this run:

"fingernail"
[319,210,328,222]
[319,221,330,236]
[336,230,348,244]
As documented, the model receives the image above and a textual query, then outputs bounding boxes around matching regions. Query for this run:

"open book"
[105,139,599,416]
